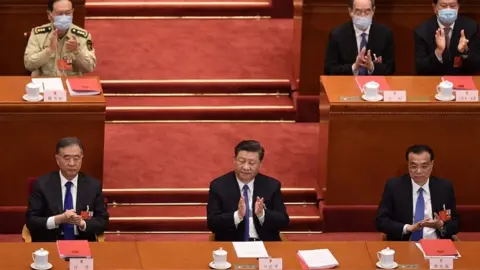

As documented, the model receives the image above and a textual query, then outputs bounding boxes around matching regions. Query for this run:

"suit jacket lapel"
[76,174,88,213]
[450,24,461,55]
[49,172,63,214]
[347,23,359,62]
[429,177,438,217]
[405,175,414,223]
[230,172,241,206]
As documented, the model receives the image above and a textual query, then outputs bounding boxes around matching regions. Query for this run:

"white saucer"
[435,93,455,101]
[362,94,383,102]
[30,262,52,270]
[23,94,43,102]
[376,261,398,269]
[209,261,232,270]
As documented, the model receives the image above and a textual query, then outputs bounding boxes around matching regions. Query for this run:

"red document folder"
[420,239,458,256]
[442,76,477,90]
[57,240,92,259]
[355,76,392,91]
[66,78,101,95]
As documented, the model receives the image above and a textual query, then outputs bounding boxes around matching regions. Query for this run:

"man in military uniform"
[24,0,96,76]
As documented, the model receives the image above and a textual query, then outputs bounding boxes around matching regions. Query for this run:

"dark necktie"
[411,188,424,241]
[359,32,368,75]
[63,181,75,240]
[242,185,249,241]
[444,27,452,51]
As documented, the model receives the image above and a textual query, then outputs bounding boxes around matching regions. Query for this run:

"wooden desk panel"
[0,242,141,269]
[366,241,478,270]
[137,241,373,269]
[321,76,480,206]
[0,76,105,206]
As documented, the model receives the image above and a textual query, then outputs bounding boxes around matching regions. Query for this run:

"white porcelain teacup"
[437,80,454,98]
[26,82,41,99]
[362,81,380,99]
[32,248,49,269]
[212,247,228,268]
[377,247,395,268]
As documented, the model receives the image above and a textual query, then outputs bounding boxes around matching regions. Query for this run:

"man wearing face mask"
[415,0,480,75]
[24,0,96,76]
[325,0,395,75]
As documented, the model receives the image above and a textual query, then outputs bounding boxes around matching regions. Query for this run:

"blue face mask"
[353,16,372,31]
[438,8,457,26]
[53,15,73,31]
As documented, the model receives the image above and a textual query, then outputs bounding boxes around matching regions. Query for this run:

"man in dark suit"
[207,140,289,241]
[26,137,109,242]
[376,145,459,241]
[415,0,480,75]
[324,0,395,75]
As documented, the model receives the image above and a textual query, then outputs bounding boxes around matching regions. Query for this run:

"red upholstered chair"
[22,177,106,242]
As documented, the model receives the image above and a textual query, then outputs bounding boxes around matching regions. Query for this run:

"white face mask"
[352,15,372,31]
[53,15,73,31]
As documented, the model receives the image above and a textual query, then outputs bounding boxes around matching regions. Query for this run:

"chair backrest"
[27,177,38,196]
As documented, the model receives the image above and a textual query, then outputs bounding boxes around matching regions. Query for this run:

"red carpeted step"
[86,0,271,17]
[104,188,318,204]
[85,19,292,81]
[108,204,321,231]
[105,95,296,121]
[107,204,319,217]
[101,79,291,94]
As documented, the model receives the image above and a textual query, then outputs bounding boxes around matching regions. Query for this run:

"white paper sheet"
[415,243,461,259]
[297,249,339,269]
[32,78,64,93]
[232,241,269,258]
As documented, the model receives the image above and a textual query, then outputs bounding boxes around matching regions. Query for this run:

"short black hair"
[348,0,376,9]
[56,137,84,154]
[405,144,434,161]
[433,0,460,4]
[48,0,73,11]
[235,140,265,161]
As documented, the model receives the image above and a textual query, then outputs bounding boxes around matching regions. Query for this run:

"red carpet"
[106,96,293,106]
[85,19,292,80]
[107,204,319,216]
[103,123,319,188]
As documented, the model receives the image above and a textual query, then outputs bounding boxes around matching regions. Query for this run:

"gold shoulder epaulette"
[71,27,89,38]
[34,26,52,35]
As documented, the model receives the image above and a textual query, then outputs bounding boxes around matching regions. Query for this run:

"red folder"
[442,76,477,90]
[419,239,458,256]
[56,240,92,259]
[67,78,101,93]
[355,76,391,91]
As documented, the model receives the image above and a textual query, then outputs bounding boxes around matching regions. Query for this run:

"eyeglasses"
[353,9,373,16]
[52,9,74,16]
[408,164,432,172]
[61,155,83,163]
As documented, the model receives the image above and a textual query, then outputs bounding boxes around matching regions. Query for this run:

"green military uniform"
[24,23,96,76]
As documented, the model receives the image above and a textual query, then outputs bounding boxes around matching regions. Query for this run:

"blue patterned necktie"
[358,32,368,75]
[63,181,75,240]
[242,185,250,241]
[411,187,424,241]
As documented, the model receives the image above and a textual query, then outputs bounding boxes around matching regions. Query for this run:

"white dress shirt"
[435,20,455,63]
[352,25,374,75]
[233,178,265,239]
[402,178,438,239]
[46,171,84,235]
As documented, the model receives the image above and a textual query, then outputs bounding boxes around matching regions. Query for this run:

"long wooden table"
[0,76,105,206]
[0,241,478,269]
